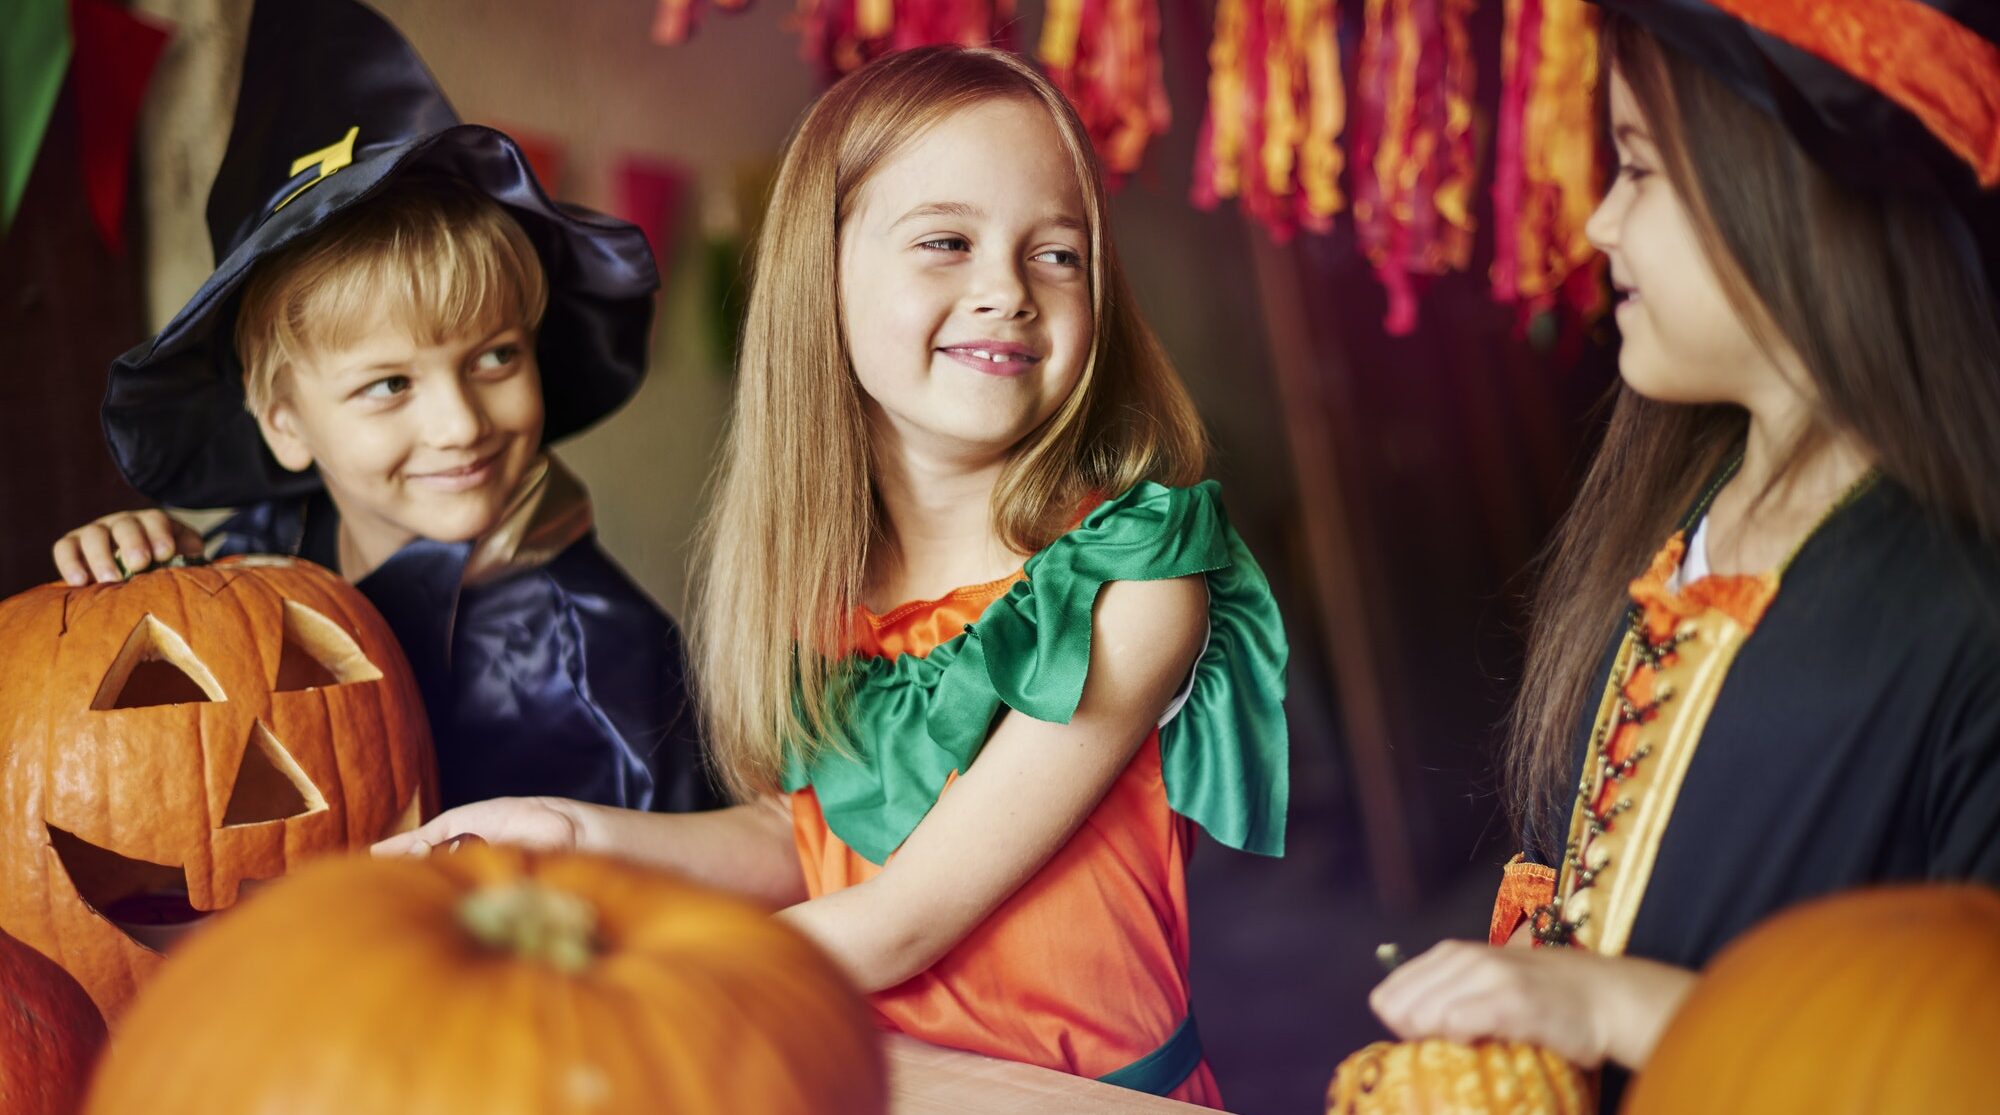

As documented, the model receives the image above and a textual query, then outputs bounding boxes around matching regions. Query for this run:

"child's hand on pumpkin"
[52,510,205,586]
[1367,939,1697,1070]
[372,796,589,858]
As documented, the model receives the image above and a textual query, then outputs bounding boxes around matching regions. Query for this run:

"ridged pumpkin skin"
[1624,885,2000,1114]
[1328,1039,1593,1114]
[0,926,106,1115]
[0,556,436,1020]
[86,846,886,1115]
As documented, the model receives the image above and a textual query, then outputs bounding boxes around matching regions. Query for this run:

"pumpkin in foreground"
[0,925,106,1115]
[1623,884,2000,1114]
[0,556,436,1019]
[1327,1038,1592,1114]
[85,845,887,1115]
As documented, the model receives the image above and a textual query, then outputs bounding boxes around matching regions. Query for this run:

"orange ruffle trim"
[1489,854,1558,945]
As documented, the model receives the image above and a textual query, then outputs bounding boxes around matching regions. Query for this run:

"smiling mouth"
[409,449,504,489]
[938,346,1042,375]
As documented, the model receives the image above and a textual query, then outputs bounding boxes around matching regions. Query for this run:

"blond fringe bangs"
[236,179,549,412]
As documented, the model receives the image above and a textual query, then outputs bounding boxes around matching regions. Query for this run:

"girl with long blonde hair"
[382,45,1289,1105]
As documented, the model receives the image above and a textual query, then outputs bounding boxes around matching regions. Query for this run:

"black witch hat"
[1590,0,2000,305]
[103,0,658,508]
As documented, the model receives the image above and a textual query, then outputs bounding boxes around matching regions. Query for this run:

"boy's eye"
[1032,247,1085,268]
[918,236,971,253]
[475,344,521,372]
[357,375,410,400]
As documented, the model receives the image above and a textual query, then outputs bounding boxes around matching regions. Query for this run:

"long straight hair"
[692,47,1207,800]
[1504,18,2000,846]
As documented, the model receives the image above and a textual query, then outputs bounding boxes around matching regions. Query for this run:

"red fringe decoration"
[1350,0,1478,336]
[1490,0,1603,325]
[1039,0,1170,179]
[1191,0,1348,240]
[652,0,751,45]
[795,0,1015,80]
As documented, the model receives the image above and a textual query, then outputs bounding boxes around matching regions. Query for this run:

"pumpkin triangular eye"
[222,720,327,827]
[92,615,225,709]
[274,601,382,691]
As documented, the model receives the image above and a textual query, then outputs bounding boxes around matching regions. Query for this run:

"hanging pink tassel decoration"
[1040,0,1171,180]
[1349,0,1478,335]
[795,0,1016,80]
[652,0,752,44]
[1490,0,1604,324]
[1192,0,1348,239]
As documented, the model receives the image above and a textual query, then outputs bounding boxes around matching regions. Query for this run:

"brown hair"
[234,176,549,413]
[1505,18,2000,847]
[691,46,1208,800]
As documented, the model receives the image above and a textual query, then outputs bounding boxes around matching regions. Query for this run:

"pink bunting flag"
[70,0,173,254]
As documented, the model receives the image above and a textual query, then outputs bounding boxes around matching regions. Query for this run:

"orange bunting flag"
[1349,0,1480,335]
[1039,0,1171,179]
[1490,0,1605,324]
[652,0,752,44]
[796,0,1015,79]
[1191,0,1349,238]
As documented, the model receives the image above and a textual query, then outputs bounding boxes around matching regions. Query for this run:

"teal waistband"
[1096,1015,1203,1097]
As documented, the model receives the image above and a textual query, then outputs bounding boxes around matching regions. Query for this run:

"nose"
[970,253,1036,321]
[1584,181,1623,256]
[422,375,491,450]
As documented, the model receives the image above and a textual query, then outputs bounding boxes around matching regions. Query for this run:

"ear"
[255,397,315,473]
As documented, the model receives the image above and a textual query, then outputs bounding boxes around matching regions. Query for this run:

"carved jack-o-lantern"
[0,555,436,1020]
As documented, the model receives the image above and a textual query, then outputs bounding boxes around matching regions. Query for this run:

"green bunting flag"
[2,0,74,232]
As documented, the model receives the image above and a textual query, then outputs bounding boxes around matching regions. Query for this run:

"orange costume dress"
[783,481,1290,1105]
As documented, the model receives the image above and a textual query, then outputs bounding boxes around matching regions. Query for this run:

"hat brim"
[105,124,658,508]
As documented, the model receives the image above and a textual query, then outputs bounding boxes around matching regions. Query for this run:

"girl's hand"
[372,796,589,857]
[1367,940,1697,1069]
[53,509,205,586]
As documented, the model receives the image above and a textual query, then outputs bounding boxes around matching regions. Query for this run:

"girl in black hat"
[1370,0,2000,1104]
[50,0,716,817]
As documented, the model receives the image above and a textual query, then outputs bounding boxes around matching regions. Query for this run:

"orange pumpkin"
[86,845,887,1115]
[0,925,106,1115]
[0,556,435,1019]
[1328,1039,1593,1114]
[1624,885,2000,1114]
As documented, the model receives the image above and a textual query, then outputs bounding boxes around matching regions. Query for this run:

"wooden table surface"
[884,1035,1229,1114]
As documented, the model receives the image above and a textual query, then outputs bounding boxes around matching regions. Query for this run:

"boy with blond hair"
[56,0,713,813]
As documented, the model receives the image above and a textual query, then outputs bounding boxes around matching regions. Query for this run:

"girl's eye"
[357,375,410,401]
[1033,248,1085,268]
[475,344,521,373]
[918,236,970,253]
[1616,162,1651,184]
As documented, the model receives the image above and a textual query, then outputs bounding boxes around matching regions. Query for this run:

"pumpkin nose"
[223,720,327,827]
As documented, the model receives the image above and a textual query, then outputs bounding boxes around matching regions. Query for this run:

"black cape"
[1523,480,2000,1108]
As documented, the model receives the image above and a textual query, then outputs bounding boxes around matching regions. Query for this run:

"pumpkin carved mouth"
[45,824,216,953]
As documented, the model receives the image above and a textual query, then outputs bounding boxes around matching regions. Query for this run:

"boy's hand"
[53,510,205,586]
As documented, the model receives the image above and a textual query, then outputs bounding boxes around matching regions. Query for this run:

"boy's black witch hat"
[103,0,658,508]
[1591,0,2000,305]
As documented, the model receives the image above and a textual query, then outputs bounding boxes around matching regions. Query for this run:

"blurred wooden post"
[1246,229,1418,911]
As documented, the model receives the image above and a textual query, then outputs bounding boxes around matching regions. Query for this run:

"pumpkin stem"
[456,881,601,974]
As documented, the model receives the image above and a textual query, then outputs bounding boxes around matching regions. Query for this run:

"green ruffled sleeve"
[782,480,1289,865]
